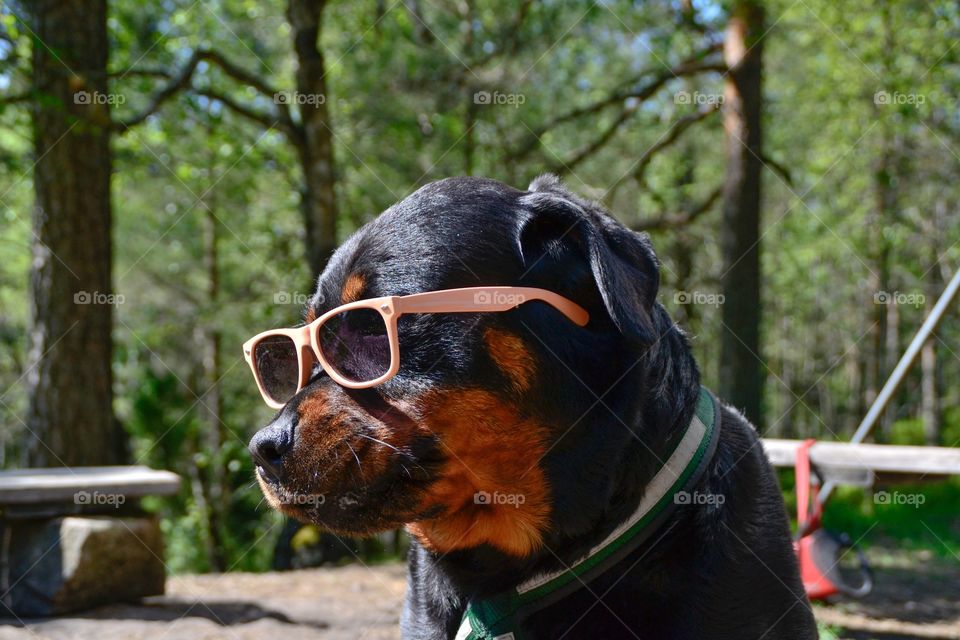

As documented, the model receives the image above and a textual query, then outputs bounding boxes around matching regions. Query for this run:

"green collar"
[455,386,720,640]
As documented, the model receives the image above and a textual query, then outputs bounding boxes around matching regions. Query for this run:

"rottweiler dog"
[247,175,817,639]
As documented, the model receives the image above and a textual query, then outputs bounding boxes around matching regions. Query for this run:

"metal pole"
[818,267,960,504]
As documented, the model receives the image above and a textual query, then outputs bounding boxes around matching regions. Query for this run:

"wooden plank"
[0,466,180,504]
[762,439,960,477]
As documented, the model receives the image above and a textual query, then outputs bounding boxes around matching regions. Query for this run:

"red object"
[794,439,832,599]
[793,439,872,600]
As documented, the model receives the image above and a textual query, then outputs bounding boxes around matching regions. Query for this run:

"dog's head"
[250,175,686,558]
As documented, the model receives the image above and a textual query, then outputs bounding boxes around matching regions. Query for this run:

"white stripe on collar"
[516,410,709,595]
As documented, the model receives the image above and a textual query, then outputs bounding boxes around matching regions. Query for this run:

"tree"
[718,0,765,428]
[288,0,338,281]
[23,0,126,466]
[116,0,339,284]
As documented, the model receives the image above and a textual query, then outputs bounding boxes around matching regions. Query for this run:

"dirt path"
[0,564,407,640]
[814,549,960,640]
[1,550,958,639]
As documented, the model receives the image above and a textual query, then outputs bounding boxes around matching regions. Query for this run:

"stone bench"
[0,466,180,617]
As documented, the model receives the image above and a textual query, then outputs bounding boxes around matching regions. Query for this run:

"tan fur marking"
[484,327,536,393]
[341,273,366,304]
[406,389,551,557]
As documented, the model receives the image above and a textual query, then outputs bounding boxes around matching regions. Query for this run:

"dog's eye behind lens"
[254,335,300,404]
[318,308,390,383]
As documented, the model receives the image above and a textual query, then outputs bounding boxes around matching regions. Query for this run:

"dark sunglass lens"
[318,308,390,383]
[254,335,299,404]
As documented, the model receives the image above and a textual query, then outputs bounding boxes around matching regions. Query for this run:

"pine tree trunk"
[668,89,697,329]
[718,0,765,428]
[198,162,227,571]
[921,335,939,445]
[882,294,899,437]
[921,200,945,445]
[24,0,125,466]
[870,1,897,443]
[288,0,339,282]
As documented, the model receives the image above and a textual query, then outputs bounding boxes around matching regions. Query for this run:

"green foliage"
[824,480,960,558]
[780,467,960,559]
[1,0,959,572]
[816,621,842,640]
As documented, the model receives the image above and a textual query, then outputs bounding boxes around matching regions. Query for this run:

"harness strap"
[795,438,821,536]
[456,386,721,640]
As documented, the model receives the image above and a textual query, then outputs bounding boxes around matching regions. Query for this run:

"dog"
[247,175,817,639]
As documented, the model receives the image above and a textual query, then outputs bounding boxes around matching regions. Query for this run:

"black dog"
[249,175,817,639]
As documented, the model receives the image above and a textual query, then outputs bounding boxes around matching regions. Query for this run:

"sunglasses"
[243,286,589,409]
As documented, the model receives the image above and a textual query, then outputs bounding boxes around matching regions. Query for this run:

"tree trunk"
[718,0,765,428]
[864,232,890,437]
[271,0,343,569]
[196,158,227,571]
[668,87,698,330]
[24,0,125,466]
[464,100,477,176]
[881,291,899,437]
[288,0,339,282]
[869,3,898,442]
[777,315,795,439]
[462,0,476,177]
[921,200,945,445]
[921,334,939,445]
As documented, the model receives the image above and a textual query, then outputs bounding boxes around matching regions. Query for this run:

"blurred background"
[0,1,959,634]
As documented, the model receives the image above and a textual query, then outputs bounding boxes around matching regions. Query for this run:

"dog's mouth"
[250,386,554,555]
[254,428,441,535]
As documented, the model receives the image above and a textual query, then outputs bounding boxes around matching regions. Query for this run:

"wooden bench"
[0,466,180,513]
[762,438,960,485]
[0,466,180,617]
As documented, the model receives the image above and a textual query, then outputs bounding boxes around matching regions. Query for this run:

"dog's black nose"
[249,414,295,483]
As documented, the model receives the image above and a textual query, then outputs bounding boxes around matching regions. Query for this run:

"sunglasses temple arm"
[398,290,588,326]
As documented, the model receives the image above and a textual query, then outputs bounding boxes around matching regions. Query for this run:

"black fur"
[252,175,817,639]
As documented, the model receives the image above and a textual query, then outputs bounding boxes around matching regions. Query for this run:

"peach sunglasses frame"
[243,286,590,409]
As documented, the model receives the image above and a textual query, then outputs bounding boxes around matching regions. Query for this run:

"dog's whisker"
[356,432,402,453]
[345,441,363,473]
[356,433,429,476]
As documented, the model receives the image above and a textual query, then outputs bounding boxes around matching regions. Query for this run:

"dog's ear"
[517,174,660,344]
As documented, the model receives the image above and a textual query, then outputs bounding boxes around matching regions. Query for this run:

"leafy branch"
[631,185,722,231]
[112,49,295,136]
[508,42,725,160]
